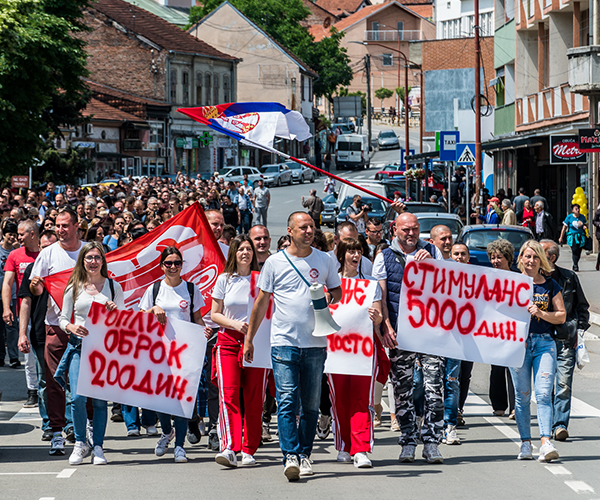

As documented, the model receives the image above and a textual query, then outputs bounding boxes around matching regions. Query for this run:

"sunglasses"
[84,255,103,263]
[163,260,183,268]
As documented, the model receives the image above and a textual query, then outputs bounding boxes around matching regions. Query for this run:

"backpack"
[151,280,195,321]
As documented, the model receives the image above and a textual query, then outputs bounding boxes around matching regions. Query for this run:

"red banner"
[44,202,225,316]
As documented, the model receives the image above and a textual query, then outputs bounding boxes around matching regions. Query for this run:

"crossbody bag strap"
[282,250,311,287]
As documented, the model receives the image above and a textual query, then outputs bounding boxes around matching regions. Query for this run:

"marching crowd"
[0,173,591,482]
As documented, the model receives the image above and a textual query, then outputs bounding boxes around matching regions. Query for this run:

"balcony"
[364,30,423,42]
[515,84,588,128]
[567,46,600,95]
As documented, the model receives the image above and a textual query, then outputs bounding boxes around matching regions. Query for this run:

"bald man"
[429,225,453,261]
[372,212,445,464]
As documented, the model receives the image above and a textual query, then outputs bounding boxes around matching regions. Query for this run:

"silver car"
[284,161,315,184]
[377,130,400,150]
[218,166,263,185]
[415,213,464,243]
[320,193,338,227]
[259,163,293,187]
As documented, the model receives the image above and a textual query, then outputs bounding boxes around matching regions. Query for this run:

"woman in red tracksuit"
[211,235,267,468]
[328,237,388,469]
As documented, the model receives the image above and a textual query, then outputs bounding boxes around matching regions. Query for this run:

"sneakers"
[155,429,175,457]
[354,452,372,468]
[444,425,460,445]
[242,452,256,466]
[422,443,443,464]
[69,441,90,465]
[398,444,416,462]
[41,429,54,442]
[390,418,400,432]
[337,451,352,463]
[456,410,466,427]
[64,427,76,443]
[261,423,273,442]
[49,433,65,456]
[174,446,188,463]
[316,414,331,440]
[373,404,383,428]
[508,410,515,420]
[208,428,220,451]
[145,425,159,436]
[538,442,559,462]
[86,421,94,449]
[187,421,201,445]
[554,427,569,441]
[215,449,238,468]
[127,428,141,437]
[299,455,313,476]
[198,420,207,436]
[92,445,107,465]
[517,441,533,460]
[283,455,300,482]
[23,389,38,408]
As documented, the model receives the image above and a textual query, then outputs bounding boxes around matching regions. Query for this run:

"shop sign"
[11,176,29,188]
[550,135,587,164]
[578,128,600,153]
[176,137,199,149]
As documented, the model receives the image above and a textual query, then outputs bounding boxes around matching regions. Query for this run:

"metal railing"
[364,30,423,41]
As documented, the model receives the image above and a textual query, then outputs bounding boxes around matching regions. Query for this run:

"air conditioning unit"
[84,123,93,136]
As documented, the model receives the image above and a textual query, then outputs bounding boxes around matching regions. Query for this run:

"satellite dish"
[323,17,331,29]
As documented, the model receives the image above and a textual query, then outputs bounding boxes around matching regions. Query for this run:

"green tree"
[33,144,94,186]
[374,87,393,108]
[0,0,91,174]
[395,86,412,103]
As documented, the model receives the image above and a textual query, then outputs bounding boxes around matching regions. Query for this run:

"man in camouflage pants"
[372,212,445,463]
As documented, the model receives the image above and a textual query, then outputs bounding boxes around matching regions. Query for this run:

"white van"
[335,133,369,170]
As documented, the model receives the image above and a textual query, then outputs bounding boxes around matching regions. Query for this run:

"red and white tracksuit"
[212,329,268,455]
[327,334,390,455]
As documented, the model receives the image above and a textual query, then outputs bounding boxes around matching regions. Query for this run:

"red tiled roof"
[91,0,237,60]
[83,98,146,122]
[301,0,339,20]
[316,0,366,17]
[333,3,390,32]
[84,80,166,106]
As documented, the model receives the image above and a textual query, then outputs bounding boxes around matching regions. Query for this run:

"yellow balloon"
[575,187,584,194]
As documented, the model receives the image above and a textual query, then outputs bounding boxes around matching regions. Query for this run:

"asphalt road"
[2,145,600,499]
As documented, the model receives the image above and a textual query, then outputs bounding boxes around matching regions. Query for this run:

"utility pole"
[366,54,372,149]
[474,0,482,217]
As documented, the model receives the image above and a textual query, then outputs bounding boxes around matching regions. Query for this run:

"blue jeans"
[157,412,188,448]
[239,209,251,234]
[509,334,557,440]
[68,348,107,446]
[123,406,157,432]
[271,346,326,461]
[444,358,461,426]
[552,339,576,433]
[32,343,50,431]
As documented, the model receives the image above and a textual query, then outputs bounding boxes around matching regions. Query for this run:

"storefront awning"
[482,137,542,152]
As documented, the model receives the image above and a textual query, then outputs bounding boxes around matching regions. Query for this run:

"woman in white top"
[328,237,385,469]
[139,246,205,463]
[211,235,267,468]
[58,242,125,466]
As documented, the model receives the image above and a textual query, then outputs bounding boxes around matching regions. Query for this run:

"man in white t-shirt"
[244,212,342,482]
[372,212,446,465]
[30,208,85,456]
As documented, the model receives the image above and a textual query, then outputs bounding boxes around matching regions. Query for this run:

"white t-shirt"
[328,250,373,276]
[59,280,125,332]
[372,239,443,280]
[139,280,204,322]
[31,241,86,326]
[258,248,342,348]
[211,273,251,323]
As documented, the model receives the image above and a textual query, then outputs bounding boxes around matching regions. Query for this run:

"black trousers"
[458,361,474,412]
[489,365,515,412]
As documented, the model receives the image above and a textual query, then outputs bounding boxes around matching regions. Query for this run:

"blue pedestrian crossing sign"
[456,143,476,165]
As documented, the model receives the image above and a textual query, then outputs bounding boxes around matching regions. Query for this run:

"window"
[170,69,177,103]
[396,21,404,40]
[494,68,506,107]
[372,21,380,41]
[382,53,393,66]
[205,73,211,105]
[182,71,189,105]
[196,71,203,105]
[301,74,305,101]
[149,122,164,144]
[223,75,230,102]
[213,74,219,105]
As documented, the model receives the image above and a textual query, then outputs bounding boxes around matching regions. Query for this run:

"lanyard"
[282,250,311,287]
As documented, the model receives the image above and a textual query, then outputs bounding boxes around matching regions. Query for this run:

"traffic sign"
[456,143,476,165]
[400,148,415,168]
[439,131,460,161]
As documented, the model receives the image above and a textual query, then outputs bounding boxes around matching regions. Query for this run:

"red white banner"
[397,259,533,367]
[243,271,274,369]
[325,277,377,376]
[45,202,225,316]
[78,303,206,419]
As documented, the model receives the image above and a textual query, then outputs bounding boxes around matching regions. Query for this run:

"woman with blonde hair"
[511,240,566,462]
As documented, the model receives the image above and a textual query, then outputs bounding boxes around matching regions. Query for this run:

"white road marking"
[40,497,55,500]
[9,407,42,422]
[56,469,77,478]
[530,393,600,418]
[545,465,572,475]
[0,472,59,476]
[564,481,595,494]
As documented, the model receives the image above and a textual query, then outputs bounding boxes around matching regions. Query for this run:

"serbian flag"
[44,202,225,316]
[178,102,311,155]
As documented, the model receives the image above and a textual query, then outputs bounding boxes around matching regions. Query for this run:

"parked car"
[334,118,356,133]
[259,164,292,187]
[338,181,388,204]
[335,134,370,170]
[414,213,464,242]
[382,201,447,239]
[335,196,388,228]
[374,164,403,180]
[321,193,338,228]
[218,166,263,185]
[377,130,400,150]
[456,224,534,267]
[332,123,353,135]
[284,161,315,184]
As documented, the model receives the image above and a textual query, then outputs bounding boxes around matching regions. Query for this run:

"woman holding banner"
[329,238,387,469]
[139,246,205,464]
[58,242,124,466]
[511,240,566,462]
[210,235,266,468]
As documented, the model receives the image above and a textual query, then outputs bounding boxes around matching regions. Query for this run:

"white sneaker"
[127,428,140,437]
[174,446,188,463]
[299,455,313,476]
[444,425,460,445]
[215,449,238,468]
[538,442,559,462]
[337,451,352,463]
[242,452,256,466]
[155,429,175,457]
[92,445,107,465]
[354,452,372,468]
[49,433,65,456]
[283,455,300,481]
[69,441,90,465]
[517,441,533,460]
[145,425,159,436]
[316,415,331,440]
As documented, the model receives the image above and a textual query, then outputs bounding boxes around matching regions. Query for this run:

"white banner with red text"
[397,259,533,367]
[78,303,207,419]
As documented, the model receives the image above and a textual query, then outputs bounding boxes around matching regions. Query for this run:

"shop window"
[223,75,230,102]
[213,74,219,105]
[196,71,203,105]
[182,71,189,105]
[170,69,177,103]
[205,73,212,105]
